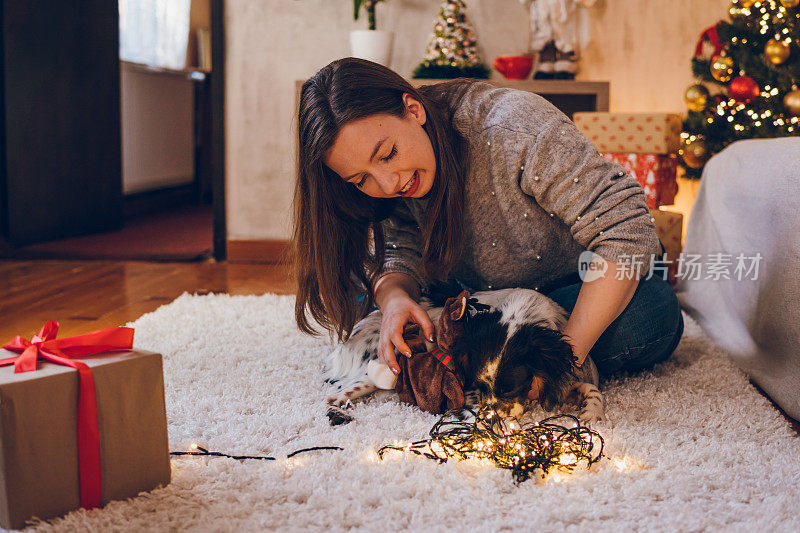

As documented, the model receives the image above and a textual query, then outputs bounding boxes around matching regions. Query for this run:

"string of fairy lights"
[170,444,344,461]
[378,406,604,483]
[171,406,605,485]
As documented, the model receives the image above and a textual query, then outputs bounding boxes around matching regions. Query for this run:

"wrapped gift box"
[0,348,171,529]
[650,208,684,287]
[573,112,683,154]
[602,153,679,209]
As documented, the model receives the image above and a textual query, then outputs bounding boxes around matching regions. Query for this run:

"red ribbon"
[1,321,134,509]
[695,23,724,58]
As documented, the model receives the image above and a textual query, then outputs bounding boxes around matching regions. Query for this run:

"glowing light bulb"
[559,453,578,465]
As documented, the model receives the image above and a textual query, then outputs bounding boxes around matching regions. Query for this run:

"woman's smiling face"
[323,93,436,199]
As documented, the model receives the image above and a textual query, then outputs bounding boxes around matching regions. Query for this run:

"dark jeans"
[544,272,683,378]
[359,264,684,380]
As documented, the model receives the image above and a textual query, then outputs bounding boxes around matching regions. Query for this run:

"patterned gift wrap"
[573,112,682,154]
[602,153,679,209]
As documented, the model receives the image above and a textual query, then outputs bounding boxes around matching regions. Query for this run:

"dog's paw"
[327,407,354,426]
[575,383,605,425]
[578,403,605,424]
[326,381,377,409]
[463,388,483,410]
[326,395,353,409]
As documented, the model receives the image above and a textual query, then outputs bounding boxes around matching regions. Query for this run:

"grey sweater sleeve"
[379,200,429,296]
[489,113,661,266]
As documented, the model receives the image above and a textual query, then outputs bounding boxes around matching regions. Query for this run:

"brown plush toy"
[395,290,473,414]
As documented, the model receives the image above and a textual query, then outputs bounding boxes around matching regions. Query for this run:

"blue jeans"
[543,272,684,378]
[359,265,684,379]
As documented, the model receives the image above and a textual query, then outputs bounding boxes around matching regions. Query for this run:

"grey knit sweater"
[381,80,661,296]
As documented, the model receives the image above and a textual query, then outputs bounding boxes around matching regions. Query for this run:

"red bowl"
[493,55,534,79]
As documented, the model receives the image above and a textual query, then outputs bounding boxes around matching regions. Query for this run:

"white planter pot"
[349,30,394,67]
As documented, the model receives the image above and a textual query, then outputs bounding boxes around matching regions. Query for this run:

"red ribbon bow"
[694,22,724,58]
[1,321,134,509]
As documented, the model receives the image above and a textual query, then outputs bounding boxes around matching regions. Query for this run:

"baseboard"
[227,239,291,264]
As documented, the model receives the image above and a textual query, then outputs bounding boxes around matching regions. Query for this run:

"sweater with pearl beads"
[380,80,662,297]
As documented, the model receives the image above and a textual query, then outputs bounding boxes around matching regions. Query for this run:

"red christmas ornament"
[729,76,760,104]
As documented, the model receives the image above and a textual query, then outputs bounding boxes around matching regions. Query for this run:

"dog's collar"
[431,347,464,387]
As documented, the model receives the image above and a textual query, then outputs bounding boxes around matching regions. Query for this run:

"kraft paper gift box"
[601,153,679,209]
[0,342,171,529]
[572,112,683,154]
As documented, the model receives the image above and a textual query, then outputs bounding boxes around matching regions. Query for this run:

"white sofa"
[676,136,800,421]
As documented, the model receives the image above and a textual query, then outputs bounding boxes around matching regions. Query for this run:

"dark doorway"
[0,0,226,262]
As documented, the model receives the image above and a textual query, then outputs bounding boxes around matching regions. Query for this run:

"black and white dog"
[323,288,604,423]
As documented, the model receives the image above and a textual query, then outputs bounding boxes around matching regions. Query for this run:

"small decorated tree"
[412,0,490,79]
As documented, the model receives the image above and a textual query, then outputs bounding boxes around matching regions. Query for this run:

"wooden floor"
[1,258,797,436]
[0,259,295,341]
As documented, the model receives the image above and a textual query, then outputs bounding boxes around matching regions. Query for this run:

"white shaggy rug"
[24,292,800,532]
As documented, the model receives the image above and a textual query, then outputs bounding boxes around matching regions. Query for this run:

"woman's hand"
[378,294,436,375]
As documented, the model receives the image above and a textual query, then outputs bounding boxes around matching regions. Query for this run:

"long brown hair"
[290,57,476,343]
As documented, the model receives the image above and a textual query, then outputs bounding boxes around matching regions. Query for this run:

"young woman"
[291,57,683,399]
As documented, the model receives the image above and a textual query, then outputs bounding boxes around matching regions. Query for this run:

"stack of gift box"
[573,112,685,286]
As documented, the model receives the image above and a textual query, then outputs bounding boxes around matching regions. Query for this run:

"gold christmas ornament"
[710,55,734,82]
[684,84,710,111]
[739,0,758,7]
[780,0,799,8]
[765,39,790,65]
[784,89,800,116]
[682,139,711,169]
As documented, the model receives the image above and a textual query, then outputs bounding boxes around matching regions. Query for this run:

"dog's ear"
[448,292,469,321]
[507,325,578,412]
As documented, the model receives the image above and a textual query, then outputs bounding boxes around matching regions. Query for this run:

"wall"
[225,0,731,241]
[120,63,195,194]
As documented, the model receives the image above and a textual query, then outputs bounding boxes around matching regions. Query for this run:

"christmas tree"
[680,0,800,178]
[411,0,490,79]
